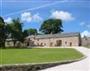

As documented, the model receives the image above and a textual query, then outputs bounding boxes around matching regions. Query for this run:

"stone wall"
[26,36,80,47]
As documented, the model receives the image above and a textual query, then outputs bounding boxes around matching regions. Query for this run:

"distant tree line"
[0,16,63,48]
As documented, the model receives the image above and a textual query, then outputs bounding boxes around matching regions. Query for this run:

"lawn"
[0,48,84,65]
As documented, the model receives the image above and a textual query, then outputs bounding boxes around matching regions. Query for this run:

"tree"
[7,18,24,46]
[0,17,6,47]
[12,18,23,42]
[23,30,28,38]
[27,28,37,35]
[39,19,63,34]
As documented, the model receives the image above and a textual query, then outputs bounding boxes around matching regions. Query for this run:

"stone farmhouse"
[24,32,81,47]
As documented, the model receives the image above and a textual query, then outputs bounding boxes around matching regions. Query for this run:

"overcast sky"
[0,0,90,37]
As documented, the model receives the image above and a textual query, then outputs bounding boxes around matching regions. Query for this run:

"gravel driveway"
[40,47,90,71]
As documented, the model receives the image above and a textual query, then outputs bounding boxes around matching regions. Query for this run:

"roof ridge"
[26,32,80,39]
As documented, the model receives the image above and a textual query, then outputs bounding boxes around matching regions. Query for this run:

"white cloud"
[80,22,85,26]
[80,22,90,29]
[4,17,12,23]
[21,12,32,22]
[21,12,42,23]
[33,13,43,22]
[81,30,90,37]
[51,11,74,21]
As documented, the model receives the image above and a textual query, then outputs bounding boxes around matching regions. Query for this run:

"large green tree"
[39,19,63,34]
[23,30,28,38]
[7,18,24,46]
[27,28,37,35]
[0,17,6,47]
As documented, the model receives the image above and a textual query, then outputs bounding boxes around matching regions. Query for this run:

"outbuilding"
[25,32,81,47]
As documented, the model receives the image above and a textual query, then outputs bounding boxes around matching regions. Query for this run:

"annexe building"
[25,32,81,47]
[82,36,90,47]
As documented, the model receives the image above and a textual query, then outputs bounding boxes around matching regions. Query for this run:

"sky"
[0,0,90,37]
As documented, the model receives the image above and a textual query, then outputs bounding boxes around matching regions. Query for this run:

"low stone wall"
[0,57,85,71]
[0,61,74,71]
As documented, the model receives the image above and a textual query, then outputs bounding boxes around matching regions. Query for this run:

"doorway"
[70,42,72,46]
[56,40,62,46]
[50,42,53,46]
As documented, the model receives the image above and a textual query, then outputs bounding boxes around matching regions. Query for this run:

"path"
[40,47,90,71]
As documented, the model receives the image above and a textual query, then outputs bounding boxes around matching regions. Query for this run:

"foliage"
[0,17,6,47]
[23,30,28,38]
[40,19,63,34]
[6,18,24,46]
[27,28,37,35]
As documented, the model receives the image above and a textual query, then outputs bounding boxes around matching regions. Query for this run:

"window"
[37,39,39,41]
[7,41,10,45]
[41,43,43,46]
[37,43,39,46]
[27,42,29,46]
[65,41,67,44]
[33,37,35,40]
[50,42,53,46]
[28,38,30,41]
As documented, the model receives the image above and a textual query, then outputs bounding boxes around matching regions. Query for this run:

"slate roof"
[26,32,80,39]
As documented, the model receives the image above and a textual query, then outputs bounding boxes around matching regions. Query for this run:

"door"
[56,40,62,46]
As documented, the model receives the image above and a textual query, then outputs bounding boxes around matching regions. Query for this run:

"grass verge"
[0,48,84,65]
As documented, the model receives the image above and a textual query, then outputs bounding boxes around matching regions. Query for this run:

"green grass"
[0,48,84,65]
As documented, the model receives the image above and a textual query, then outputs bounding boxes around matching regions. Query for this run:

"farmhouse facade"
[25,32,81,47]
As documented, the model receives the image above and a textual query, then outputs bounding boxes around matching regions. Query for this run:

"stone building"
[82,36,90,46]
[5,38,14,47]
[25,32,81,47]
